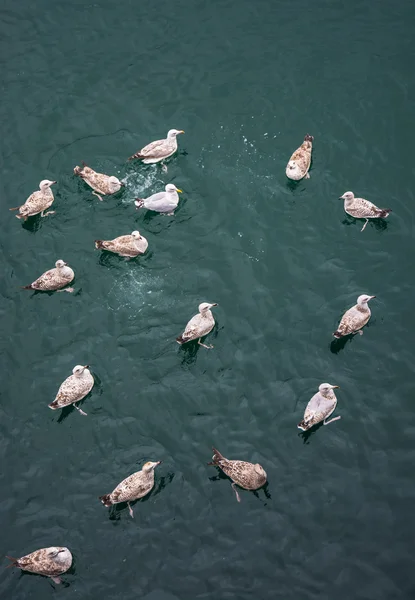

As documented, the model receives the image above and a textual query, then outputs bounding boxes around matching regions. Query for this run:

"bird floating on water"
[6,546,72,584]
[95,230,148,257]
[22,259,74,293]
[48,365,94,416]
[99,461,161,518]
[176,302,218,349]
[135,184,182,215]
[74,163,123,201]
[128,129,185,167]
[297,383,341,431]
[286,134,313,181]
[10,180,56,220]
[208,447,267,502]
[334,294,375,338]
[339,191,392,232]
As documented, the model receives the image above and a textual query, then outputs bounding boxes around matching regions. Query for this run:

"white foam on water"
[120,169,163,206]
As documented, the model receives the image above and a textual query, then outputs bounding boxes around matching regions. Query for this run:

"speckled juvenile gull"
[74,162,123,201]
[286,134,313,181]
[208,447,267,502]
[7,547,72,585]
[95,230,148,257]
[176,302,218,349]
[48,365,94,416]
[334,294,375,338]
[99,461,161,518]
[297,383,341,431]
[22,259,74,293]
[128,129,184,163]
[135,184,182,215]
[10,179,56,220]
[340,191,392,231]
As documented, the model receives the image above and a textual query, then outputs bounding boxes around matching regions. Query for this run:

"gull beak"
[178,130,185,134]
[83,365,89,370]
[155,461,162,466]
[120,181,125,187]
[176,188,183,193]
[51,181,57,185]
[211,303,218,307]
[339,195,345,200]
[331,385,340,389]
[63,262,68,266]
[369,295,376,300]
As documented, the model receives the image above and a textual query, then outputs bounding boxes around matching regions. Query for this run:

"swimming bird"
[339,191,392,231]
[208,447,267,502]
[286,134,313,180]
[48,365,94,416]
[22,260,74,293]
[6,547,72,584]
[9,180,56,220]
[176,302,218,349]
[297,383,341,431]
[99,461,161,518]
[334,294,375,338]
[74,163,123,201]
[95,230,148,257]
[135,184,182,215]
[128,129,185,164]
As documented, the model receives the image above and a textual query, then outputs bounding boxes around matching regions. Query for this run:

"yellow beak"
[178,130,185,134]
[176,188,183,193]
[332,385,340,389]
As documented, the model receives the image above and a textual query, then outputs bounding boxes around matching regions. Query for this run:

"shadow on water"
[342,216,389,232]
[20,215,42,233]
[15,568,73,588]
[329,335,354,354]
[178,324,219,367]
[298,421,324,444]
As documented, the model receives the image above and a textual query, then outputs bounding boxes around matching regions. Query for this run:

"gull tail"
[128,152,144,161]
[5,556,19,568]
[99,494,112,507]
[21,285,33,290]
[134,199,145,209]
[48,400,59,410]
[333,330,343,339]
[378,208,392,218]
[297,420,309,431]
[176,334,185,345]
[73,165,83,176]
[9,206,20,211]
[208,447,225,466]
[304,134,314,142]
[95,240,105,249]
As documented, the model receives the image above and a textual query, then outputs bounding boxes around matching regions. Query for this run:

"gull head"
[165,183,182,194]
[199,302,218,314]
[108,176,122,193]
[142,460,162,473]
[340,191,355,201]
[357,294,376,305]
[131,230,142,240]
[167,129,185,138]
[39,179,56,190]
[55,259,68,269]
[285,160,303,181]
[72,365,89,377]
[254,464,267,480]
[319,383,339,396]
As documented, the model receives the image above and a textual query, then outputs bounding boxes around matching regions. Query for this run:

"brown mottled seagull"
[48,365,94,416]
[208,447,267,502]
[286,134,313,181]
[74,162,123,201]
[334,294,375,339]
[95,230,148,258]
[135,183,182,215]
[99,461,161,518]
[22,259,75,293]
[128,129,184,166]
[340,191,392,232]
[10,179,56,220]
[176,302,218,349]
[298,383,341,431]
[6,547,72,584]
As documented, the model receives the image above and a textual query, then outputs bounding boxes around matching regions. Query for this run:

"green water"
[1,0,415,598]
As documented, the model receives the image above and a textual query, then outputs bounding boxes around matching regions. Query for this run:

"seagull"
[128,129,185,167]
[208,447,267,502]
[99,461,161,518]
[297,383,341,431]
[74,163,123,201]
[286,135,313,181]
[6,547,72,585]
[334,294,375,338]
[135,184,182,215]
[22,260,74,293]
[340,191,392,231]
[10,180,56,220]
[48,365,94,416]
[176,302,218,349]
[95,231,148,257]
